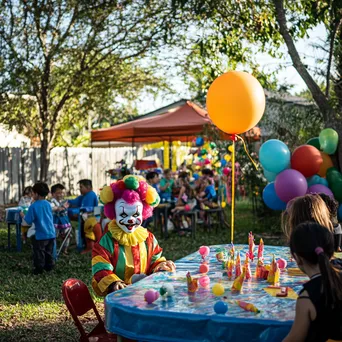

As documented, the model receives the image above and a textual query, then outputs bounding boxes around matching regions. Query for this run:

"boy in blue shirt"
[20,182,56,275]
[68,179,98,220]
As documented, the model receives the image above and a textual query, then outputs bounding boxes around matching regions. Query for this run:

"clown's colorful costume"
[92,175,173,296]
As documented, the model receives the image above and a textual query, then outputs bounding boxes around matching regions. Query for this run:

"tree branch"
[273,0,334,121]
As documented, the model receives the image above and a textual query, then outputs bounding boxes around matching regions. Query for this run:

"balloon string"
[231,140,235,243]
[236,135,258,170]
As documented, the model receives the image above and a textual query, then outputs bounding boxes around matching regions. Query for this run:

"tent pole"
[132,138,135,163]
[169,137,172,170]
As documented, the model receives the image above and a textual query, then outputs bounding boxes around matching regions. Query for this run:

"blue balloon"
[196,137,204,147]
[264,169,277,182]
[338,204,342,221]
[193,173,199,180]
[307,175,321,187]
[263,182,287,211]
[220,159,227,167]
[214,301,228,314]
[259,139,291,174]
[320,178,329,187]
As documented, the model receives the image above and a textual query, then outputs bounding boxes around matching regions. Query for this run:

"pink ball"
[145,290,158,304]
[199,275,210,287]
[199,263,210,274]
[204,159,211,165]
[199,246,210,257]
[276,258,287,269]
[223,167,230,175]
[184,204,191,211]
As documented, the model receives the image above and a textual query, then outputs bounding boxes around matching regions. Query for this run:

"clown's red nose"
[128,219,133,224]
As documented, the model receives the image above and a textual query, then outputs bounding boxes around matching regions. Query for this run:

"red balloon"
[291,145,323,177]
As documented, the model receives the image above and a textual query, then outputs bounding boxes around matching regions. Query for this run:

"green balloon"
[306,137,321,150]
[326,167,341,185]
[332,181,342,202]
[319,128,339,155]
[210,142,217,149]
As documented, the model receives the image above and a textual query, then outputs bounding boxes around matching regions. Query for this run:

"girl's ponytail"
[316,247,342,306]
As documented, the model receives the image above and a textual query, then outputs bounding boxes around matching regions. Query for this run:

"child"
[19,186,33,243]
[318,193,342,252]
[197,178,218,209]
[20,182,56,275]
[146,171,160,194]
[68,179,98,219]
[51,183,72,255]
[159,169,174,202]
[282,194,333,240]
[284,222,342,342]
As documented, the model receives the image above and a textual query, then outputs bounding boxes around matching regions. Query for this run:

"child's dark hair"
[78,179,92,188]
[202,168,214,178]
[51,183,65,194]
[32,182,49,197]
[146,172,158,181]
[290,222,342,307]
[23,186,33,196]
[319,193,338,225]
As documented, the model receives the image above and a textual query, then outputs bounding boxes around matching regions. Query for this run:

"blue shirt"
[68,191,98,208]
[205,185,217,200]
[24,200,56,240]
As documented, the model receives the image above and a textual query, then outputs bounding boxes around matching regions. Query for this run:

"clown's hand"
[108,281,127,293]
[154,260,176,273]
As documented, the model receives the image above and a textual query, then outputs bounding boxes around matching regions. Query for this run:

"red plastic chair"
[62,278,117,342]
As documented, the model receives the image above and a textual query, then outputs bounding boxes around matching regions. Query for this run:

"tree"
[0,0,180,180]
[171,0,342,165]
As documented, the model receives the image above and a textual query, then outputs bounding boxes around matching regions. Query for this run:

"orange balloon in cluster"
[291,145,323,177]
[206,71,266,135]
[318,152,333,177]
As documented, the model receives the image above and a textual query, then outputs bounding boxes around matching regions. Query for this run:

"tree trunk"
[40,137,50,182]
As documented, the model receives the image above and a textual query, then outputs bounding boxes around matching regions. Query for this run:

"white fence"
[0,147,141,205]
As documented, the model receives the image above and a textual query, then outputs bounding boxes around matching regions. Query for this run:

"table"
[105,244,308,342]
[5,207,22,252]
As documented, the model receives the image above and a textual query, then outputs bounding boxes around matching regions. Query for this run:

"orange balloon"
[206,71,266,134]
[318,152,333,177]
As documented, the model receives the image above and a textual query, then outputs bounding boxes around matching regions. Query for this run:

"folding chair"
[62,278,117,342]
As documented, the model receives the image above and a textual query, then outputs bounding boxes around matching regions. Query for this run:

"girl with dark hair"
[284,222,342,342]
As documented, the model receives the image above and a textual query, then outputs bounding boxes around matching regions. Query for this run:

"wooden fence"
[0,147,144,205]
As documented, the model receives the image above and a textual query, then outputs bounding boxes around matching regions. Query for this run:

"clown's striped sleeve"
[148,234,166,273]
[91,233,121,296]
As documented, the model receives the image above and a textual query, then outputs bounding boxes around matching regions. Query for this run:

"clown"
[92,175,176,295]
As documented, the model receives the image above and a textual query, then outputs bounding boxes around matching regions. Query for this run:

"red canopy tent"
[91,101,216,144]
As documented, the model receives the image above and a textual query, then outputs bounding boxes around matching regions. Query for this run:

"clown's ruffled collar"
[108,220,148,246]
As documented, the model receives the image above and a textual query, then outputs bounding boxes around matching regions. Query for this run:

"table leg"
[7,223,11,251]
[16,223,22,252]
[163,207,168,239]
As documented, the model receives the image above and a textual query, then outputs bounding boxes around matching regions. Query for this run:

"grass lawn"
[0,200,283,341]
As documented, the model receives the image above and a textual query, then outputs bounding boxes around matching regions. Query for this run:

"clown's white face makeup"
[115,199,143,234]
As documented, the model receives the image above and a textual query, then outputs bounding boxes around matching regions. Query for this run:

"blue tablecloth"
[105,244,308,342]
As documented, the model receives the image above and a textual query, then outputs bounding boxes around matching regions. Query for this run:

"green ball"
[307,137,321,150]
[210,142,217,149]
[124,176,139,190]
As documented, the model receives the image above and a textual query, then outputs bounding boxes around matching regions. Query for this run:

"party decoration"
[196,137,204,147]
[276,258,287,270]
[186,272,198,293]
[255,258,264,279]
[257,238,264,260]
[244,253,251,280]
[159,284,174,298]
[199,263,210,274]
[210,142,217,149]
[220,159,227,167]
[259,140,290,174]
[145,290,159,304]
[212,283,225,296]
[308,184,334,198]
[232,267,246,292]
[263,169,277,182]
[216,250,225,262]
[275,169,307,202]
[199,276,210,288]
[227,257,234,278]
[184,204,191,211]
[291,145,323,178]
[214,301,228,314]
[262,183,287,211]
[235,252,242,278]
[236,300,260,313]
[199,246,210,261]
[267,255,280,285]
[318,152,333,177]
[307,175,325,187]
[206,71,265,134]
[229,243,235,261]
[319,128,338,155]
[263,286,298,300]
[306,137,321,150]
[223,167,230,176]
[248,232,255,262]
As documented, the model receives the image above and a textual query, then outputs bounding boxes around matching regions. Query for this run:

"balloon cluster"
[260,128,339,211]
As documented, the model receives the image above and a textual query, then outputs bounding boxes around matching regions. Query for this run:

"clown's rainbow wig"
[100,175,160,221]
